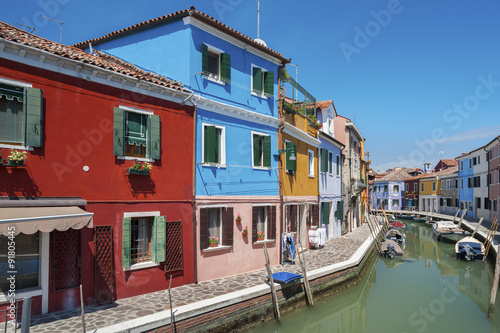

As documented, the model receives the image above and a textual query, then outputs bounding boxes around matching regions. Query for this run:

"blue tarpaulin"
[268,272,303,284]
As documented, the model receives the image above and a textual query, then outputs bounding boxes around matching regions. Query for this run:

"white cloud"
[434,126,500,144]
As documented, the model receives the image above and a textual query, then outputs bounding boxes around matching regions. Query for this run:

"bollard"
[21,297,31,333]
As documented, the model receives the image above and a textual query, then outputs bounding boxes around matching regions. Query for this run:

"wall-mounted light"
[277,148,296,161]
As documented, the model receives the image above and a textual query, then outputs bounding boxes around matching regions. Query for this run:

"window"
[473,157,477,165]
[320,202,330,225]
[0,232,39,292]
[286,205,297,232]
[203,124,225,165]
[460,161,463,170]
[308,150,315,177]
[320,148,328,173]
[122,213,166,268]
[252,205,276,242]
[393,185,399,193]
[202,44,230,83]
[460,178,463,188]
[336,155,340,175]
[0,81,43,148]
[432,182,436,191]
[469,159,472,168]
[200,207,234,249]
[384,185,388,192]
[485,198,490,210]
[252,133,271,168]
[414,183,418,192]
[113,107,161,160]
[393,199,399,207]
[405,183,409,192]
[328,152,333,174]
[285,141,297,173]
[252,65,274,97]
[468,177,472,188]
[421,183,424,191]
[476,197,481,209]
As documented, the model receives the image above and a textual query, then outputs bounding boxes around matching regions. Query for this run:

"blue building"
[317,101,344,239]
[372,168,411,211]
[75,7,290,281]
[457,150,477,217]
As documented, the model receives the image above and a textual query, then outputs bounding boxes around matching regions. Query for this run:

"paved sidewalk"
[28,225,373,333]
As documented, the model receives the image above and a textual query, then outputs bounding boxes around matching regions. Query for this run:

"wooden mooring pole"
[297,241,314,307]
[458,209,467,228]
[471,217,484,238]
[168,275,175,333]
[263,244,280,321]
[488,246,500,317]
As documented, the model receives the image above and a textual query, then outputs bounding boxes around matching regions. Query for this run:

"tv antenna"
[13,23,37,34]
[40,15,63,43]
[257,0,260,39]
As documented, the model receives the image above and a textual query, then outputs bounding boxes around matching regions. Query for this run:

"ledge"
[202,245,231,253]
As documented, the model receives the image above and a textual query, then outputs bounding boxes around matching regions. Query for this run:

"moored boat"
[414,216,431,223]
[432,221,470,243]
[455,236,485,261]
[385,229,406,246]
[389,221,405,231]
[380,239,404,258]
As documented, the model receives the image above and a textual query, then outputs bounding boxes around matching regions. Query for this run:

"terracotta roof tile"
[375,167,412,182]
[0,21,188,93]
[73,7,289,64]
[420,166,458,179]
[316,100,333,109]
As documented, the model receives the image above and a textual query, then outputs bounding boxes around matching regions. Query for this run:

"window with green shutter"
[328,152,333,174]
[113,107,161,160]
[336,155,340,175]
[321,202,330,225]
[253,133,271,168]
[0,83,43,147]
[336,200,344,221]
[203,124,224,165]
[252,66,274,98]
[202,43,230,83]
[320,148,329,173]
[122,214,167,268]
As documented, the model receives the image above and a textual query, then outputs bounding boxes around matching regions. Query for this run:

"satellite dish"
[439,151,444,156]
[254,38,267,47]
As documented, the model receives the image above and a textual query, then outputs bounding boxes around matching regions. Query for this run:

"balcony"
[279,69,318,137]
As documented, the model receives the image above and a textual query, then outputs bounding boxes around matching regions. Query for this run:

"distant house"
[457,146,487,218]
[433,159,458,172]
[420,166,458,213]
[316,100,344,239]
[403,173,427,210]
[485,136,500,220]
[439,167,459,215]
[372,168,411,211]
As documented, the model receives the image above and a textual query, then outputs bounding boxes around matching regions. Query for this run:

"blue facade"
[372,181,405,211]
[457,156,474,217]
[86,16,284,197]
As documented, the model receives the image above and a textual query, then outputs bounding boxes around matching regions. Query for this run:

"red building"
[0,23,195,316]
[486,136,500,220]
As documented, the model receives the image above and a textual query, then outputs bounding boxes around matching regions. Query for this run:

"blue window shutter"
[25,87,43,147]
[122,217,131,268]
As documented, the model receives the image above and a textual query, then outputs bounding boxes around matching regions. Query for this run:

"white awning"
[0,206,93,236]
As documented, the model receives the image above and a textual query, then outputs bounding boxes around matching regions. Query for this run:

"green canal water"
[247,219,500,333]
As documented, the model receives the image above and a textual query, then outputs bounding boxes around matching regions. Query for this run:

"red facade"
[0,55,194,315]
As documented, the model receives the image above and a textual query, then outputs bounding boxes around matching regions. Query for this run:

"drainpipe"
[278,64,286,264]
[188,94,198,283]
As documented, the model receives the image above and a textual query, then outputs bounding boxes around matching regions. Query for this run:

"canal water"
[247,219,500,333]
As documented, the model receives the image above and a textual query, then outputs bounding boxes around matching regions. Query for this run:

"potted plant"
[236,213,242,224]
[242,226,248,237]
[208,236,219,247]
[127,160,152,175]
[256,231,265,241]
[6,149,27,167]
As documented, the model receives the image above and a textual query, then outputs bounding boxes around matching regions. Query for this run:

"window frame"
[201,43,230,85]
[251,131,271,169]
[202,123,226,166]
[251,64,274,98]
[308,149,315,178]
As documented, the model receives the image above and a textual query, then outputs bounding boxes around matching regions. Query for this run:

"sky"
[1,0,499,173]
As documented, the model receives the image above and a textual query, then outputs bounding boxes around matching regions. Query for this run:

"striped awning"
[0,206,93,236]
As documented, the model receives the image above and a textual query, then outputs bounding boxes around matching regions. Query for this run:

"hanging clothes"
[282,233,296,262]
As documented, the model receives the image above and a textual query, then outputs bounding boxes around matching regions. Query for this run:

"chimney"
[424,163,431,174]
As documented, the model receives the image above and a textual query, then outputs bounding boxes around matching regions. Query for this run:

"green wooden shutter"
[264,71,274,96]
[253,134,260,167]
[221,53,231,83]
[321,149,328,172]
[122,217,131,268]
[263,136,271,167]
[25,87,43,147]
[204,125,216,163]
[336,155,340,175]
[336,200,344,220]
[253,67,262,93]
[328,153,333,174]
[285,141,294,171]
[202,44,209,73]
[152,216,166,263]
[149,114,161,160]
[113,107,125,156]
[292,144,297,171]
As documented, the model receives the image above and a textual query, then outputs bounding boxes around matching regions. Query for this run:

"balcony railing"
[279,68,316,119]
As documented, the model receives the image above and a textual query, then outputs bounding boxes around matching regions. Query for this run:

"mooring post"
[488,247,500,317]
[21,297,31,333]
[452,209,460,224]
[263,244,280,321]
[168,275,174,333]
[458,209,467,228]
[79,285,86,333]
[485,216,498,258]
[472,217,484,238]
[297,241,314,307]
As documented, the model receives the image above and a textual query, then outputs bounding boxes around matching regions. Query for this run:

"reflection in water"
[248,220,500,333]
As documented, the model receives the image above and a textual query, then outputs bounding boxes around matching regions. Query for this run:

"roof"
[0,22,188,93]
[316,100,334,109]
[375,167,412,182]
[439,159,458,167]
[73,6,290,64]
[420,165,459,180]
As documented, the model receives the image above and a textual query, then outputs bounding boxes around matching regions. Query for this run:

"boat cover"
[457,242,482,252]
[268,272,303,284]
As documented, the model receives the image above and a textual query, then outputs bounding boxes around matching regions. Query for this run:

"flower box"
[126,168,150,176]
[209,242,218,248]
[5,160,25,167]
[257,237,265,242]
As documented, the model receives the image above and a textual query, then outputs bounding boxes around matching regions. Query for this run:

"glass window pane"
[256,207,266,237]
[207,52,219,78]
[208,208,221,239]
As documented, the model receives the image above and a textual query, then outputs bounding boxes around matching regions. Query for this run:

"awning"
[0,206,93,236]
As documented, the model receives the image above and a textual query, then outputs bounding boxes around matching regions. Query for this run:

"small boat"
[385,229,406,246]
[424,219,437,227]
[432,221,470,243]
[414,216,431,223]
[394,213,416,220]
[380,239,404,258]
[389,221,405,230]
[455,236,485,261]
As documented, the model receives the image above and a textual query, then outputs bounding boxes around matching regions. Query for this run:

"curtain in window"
[256,207,266,236]
[0,96,24,144]
[125,112,147,147]
[207,208,221,239]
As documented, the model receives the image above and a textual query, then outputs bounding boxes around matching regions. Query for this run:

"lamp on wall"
[277,148,296,161]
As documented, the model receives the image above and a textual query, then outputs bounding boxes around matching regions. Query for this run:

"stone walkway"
[28,225,373,333]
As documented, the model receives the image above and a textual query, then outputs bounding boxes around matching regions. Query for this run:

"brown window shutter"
[200,208,208,249]
[222,207,234,246]
[252,206,258,243]
[267,206,276,239]
[311,204,319,227]
[290,205,297,232]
